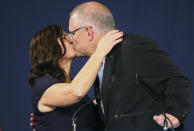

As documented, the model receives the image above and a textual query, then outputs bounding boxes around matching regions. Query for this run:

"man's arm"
[125,35,191,128]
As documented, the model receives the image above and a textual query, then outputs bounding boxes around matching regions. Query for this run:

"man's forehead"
[68,14,78,32]
[68,18,73,32]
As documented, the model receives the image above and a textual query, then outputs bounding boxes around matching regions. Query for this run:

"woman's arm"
[38,30,123,112]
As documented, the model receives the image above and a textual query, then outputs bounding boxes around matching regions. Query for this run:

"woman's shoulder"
[32,75,61,92]
[35,74,59,84]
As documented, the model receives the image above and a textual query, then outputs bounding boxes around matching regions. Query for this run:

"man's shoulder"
[123,34,154,43]
[120,34,157,50]
[114,34,162,55]
[110,34,160,57]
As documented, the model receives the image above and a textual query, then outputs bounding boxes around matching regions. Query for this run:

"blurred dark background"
[0,0,193,130]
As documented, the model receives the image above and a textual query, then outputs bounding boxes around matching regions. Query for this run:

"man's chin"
[75,52,88,57]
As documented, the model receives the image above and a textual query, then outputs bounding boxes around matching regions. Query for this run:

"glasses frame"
[65,26,92,40]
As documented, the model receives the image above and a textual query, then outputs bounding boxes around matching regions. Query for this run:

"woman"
[29,25,123,131]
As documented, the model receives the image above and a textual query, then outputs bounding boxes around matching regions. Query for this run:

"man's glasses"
[65,26,92,40]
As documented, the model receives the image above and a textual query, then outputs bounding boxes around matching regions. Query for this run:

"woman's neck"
[59,58,72,77]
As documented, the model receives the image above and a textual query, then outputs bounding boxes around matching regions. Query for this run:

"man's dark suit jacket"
[96,35,191,131]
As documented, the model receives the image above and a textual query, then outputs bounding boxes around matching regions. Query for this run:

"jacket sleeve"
[123,35,192,124]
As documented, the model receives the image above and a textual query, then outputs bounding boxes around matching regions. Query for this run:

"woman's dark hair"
[29,25,69,85]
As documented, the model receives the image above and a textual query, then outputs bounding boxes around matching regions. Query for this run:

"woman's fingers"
[113,38,123,46]
[96,29,123,56]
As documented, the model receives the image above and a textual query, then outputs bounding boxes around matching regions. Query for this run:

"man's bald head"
[70,1,116,34]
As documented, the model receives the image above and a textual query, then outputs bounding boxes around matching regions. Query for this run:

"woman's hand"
[96,30,123,56]
[30,113,36,131]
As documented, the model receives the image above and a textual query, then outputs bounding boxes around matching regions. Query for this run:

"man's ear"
[87,27,93,41]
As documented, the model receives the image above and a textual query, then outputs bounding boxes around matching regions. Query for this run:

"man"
[67,1,191,131]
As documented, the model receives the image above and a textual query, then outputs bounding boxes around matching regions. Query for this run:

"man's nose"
[69,38,73,44]
[66,36,73,44]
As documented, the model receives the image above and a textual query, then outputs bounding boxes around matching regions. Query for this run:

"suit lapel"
[101,55,114,93]
[101,45,118,92]
[101,51,116,116]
